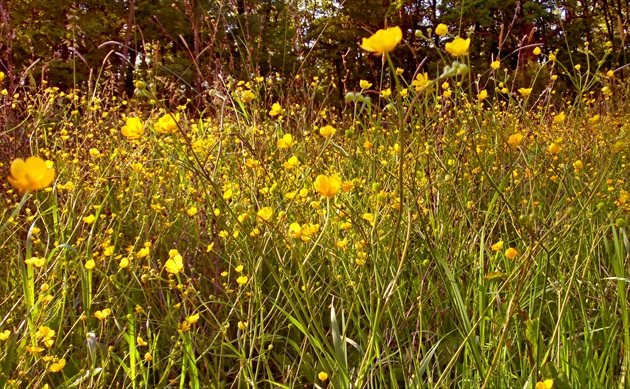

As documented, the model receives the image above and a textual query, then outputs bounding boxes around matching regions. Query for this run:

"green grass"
[1,36,630,389]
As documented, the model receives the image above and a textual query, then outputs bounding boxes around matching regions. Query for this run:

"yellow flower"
[508,133,524,147]
[119,257,129,268]
[179,317,195,332]
[137,336,148,346]
[318,371,329,381]
[288,223,302,239]
[573,160,583,170]
[121,117,144,140]
[0,330,10,341]
[83,214,96,224]
[445,37,470,56]
[277,133,293,148]
[0,71,4,82]
[94,308,112,320]
[549,53,556,61]
[536,379,554,389]
[491,240,504,251]
[518,87,532,97]
[144,352,153,361]
[48,358,66,373]
[154,113,180,134]
[283,155,299,169]
[548,142,561,154]
[411,73,429,91]
[164,253,184,274]
[533,46,542,55]
[25,256,46,268]
[319,125,336,138]
[257,207,273,221]
[477,90,488,100]
[288,223,319,242]
[363,213,375,226]
[240,90,255,103]
[136,247,150,258]
[491,60,501,70]
[504,248,518,259]
[341,181,354,192]
[269,103,282,116]
[85,260,95,270]
[26,345,44,354]
[359,80,372,89]
[236,275,249,285]
[314,175,341,198]
[187,206,198,216]
[553,112,565,124]
[435,23,448,36]
[7,156,55,193]
[360,26,403,56]
[380,88,391,98]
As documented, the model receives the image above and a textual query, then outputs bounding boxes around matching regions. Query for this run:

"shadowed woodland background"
[1,0,628,105]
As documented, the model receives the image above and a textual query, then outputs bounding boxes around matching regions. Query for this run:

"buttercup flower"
[508,133,524,147]
[121,117,144,140]
[360,26,403,56]
[360,80,372,89]
[83,214,96,224]
[314,175,341,198]
[445,37,470,56]
[283,155,299,169]
[553,112,565,124]
[277,133,293,148]
[257,207,273,221]
[154,113,180,134]
[95,308,112,320]
[435,23,448,36]
[319,125,336,138]
[411,73,429,91]
[548,142,561,154]
[241,90,255,103]
[0,330,10,341]
[536,379,553,389]
[164,253,184,274]
[48,358,66,373]
[505,248,518,259]
[269,103,282,116]
[7,156,55,193]
[491,240,504,251]
[518,87,532,97]
[491,60,501,70]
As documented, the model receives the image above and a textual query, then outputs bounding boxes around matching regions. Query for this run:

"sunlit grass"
[1,26,630,389]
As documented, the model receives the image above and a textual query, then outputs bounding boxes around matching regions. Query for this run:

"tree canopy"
[1,0,627,102]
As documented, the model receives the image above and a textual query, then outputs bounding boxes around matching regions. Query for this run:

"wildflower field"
[2,13,630,389]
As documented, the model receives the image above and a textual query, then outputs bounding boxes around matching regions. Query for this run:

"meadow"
[1,26,630,389]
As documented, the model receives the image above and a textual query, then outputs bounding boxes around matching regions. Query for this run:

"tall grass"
[1,27,630,389]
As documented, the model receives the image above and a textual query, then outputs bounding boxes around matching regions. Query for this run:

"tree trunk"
[0,0,14,91]
[121,0,135,97]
